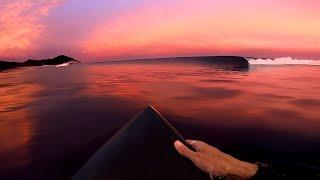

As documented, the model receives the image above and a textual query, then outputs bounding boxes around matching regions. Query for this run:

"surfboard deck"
[73,106,209,180]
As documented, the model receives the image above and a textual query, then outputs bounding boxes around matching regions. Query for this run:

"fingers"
[186,140,202,151]
[174,140,197,161]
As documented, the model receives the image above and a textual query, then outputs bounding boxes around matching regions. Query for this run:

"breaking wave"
[248,57,320,66]
[56,62,71,67]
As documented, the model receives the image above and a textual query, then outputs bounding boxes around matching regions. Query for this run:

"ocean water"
[0,59,320,179]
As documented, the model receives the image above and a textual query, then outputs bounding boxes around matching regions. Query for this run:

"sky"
[0,0,319,62]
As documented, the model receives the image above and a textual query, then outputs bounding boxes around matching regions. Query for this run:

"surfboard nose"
[140,105,163,119]
[144,105,157,113]
[73,106,208,180]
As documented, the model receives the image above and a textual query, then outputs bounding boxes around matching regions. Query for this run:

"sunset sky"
[1,0,319,61]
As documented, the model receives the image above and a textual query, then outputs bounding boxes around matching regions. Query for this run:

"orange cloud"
[0,0,62,59]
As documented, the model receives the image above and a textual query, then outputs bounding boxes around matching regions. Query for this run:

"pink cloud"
[1,0,319,61]
[0,0,62,60]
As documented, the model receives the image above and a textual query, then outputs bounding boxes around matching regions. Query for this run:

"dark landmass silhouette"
[0,55,80,70]
[0,61,22,70]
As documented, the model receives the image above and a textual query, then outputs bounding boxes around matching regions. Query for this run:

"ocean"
[0,58,319,179]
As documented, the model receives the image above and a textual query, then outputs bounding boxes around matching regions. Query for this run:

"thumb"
[174,140,197,161]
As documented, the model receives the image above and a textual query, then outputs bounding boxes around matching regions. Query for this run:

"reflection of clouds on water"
[174,87,243,100]
[0,77,42,169]
[79,62,320,137]
[0,61,320,178]
[0,108,33,171]
[0,83,42,113]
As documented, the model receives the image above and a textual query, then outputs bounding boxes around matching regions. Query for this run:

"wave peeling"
[248,57,320,66]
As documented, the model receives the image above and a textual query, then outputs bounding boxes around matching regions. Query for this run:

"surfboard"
[73,106,208,180]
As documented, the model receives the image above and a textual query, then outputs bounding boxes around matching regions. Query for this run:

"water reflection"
[81,62,320,136]
[0,69,42,174]
[0,62,319,179]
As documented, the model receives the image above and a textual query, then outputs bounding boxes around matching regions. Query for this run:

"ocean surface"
[0,58,320,179]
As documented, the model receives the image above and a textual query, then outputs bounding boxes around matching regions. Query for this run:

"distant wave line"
[248,57,320,65]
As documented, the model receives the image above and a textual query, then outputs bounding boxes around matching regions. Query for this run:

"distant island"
[0,55,80,70]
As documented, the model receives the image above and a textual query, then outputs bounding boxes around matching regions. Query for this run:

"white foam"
[248,57,320,66]
[56,62,70,67]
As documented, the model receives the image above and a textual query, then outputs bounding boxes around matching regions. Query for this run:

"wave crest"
[248,57,320,65]
[56,62,71,67]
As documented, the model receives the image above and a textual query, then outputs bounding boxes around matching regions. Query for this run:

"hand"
[174,140,258,179]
